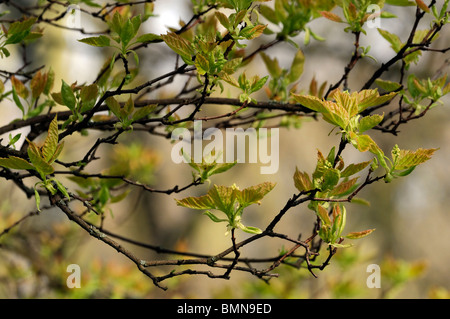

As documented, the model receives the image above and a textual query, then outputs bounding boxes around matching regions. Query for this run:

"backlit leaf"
[293,168,312,192]
[0,156,34,170]
[78,35,111,47]
[395,148,438,170]
[340,161,371,178]
[42,116,59,162]
[237,182,275,208]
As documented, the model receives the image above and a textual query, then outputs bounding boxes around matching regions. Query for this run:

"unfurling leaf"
[346,228,375,239]
[320,11,343,23]
[41,116,59,162]
[394,147,438,170]
[161,32,194,64]
[293,168,312,192]
[317,204,331,226]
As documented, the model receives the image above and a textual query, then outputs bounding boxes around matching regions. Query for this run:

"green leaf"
[206,162,237,178]
[161,32,194,64]
[53,178,70,200]
[330,178,358,197]
[378,28,403,52]
[238,224,263,234]
[131,104,156,122]
[375,79,402,92]
[78,35,111,47]
[12,87,25,115]
[340,161,371,178]
[105,96,123,120]
[208,185,236,215]
[385,0,415,5]
[236,182,276,208]
[260,52,282,79]
[345,228,375,239]
[259,4,279,24]
[135,33,162,43]
[287,49,305,84]
[322,167,341,191]
[120,19,137,47]
[5,17,37,45]
[27,142,54,178]
[80,84,99,112]
[34,187,41,212]
[215,11,231,30]
[394,148,438,170]
[61,80,77,111]
[0,156,35,170]
[358,114,384,133]
[175,194,215,210]
[195,54,210,75]
[41,116,59,162]
[250,75,269,93]
[203,210,227,223]
[349,132,377,152]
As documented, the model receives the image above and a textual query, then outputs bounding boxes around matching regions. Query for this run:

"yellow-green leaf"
[287,49,305,84]
[345,228,375,239]
[395,148,438,170]
[293,168,312,192]
[42,116,59,162]
[0,156,35,170]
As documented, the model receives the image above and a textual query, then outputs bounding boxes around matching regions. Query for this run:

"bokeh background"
[0,0,449,298]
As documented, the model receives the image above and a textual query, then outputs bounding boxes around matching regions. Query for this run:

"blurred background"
[0,0,449,298]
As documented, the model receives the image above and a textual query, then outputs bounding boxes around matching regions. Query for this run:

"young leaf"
[358,114,384,133]
[4,17,37,45]
[317,204,332,226]
[27,142,54,178]
[340,161,371,178]
[320,11,343,23]
[329,178,358,197]
[135,33,162,43]
[293,168,312,192]
[41,116,59,163]
[131,104,157,122]
[394,148,438,170]
[378,28,403,52]
[53,178,70,200]
[238,224,263,234]
[287,49,305,84]
[236,182,276,208]
[260,52,282,79]
[0,156,35,170]
[345,228,375,239]
[80,84,99,112]
[78,35,111,47]
[203,210,227,223]
[11,76,28,99]
[30,71,47,100]
[105,96,123,120]
[175,194,215,210]
[12,87,25,115]
[34,187,41,212]
[61,80,77,111]
[161,32,194,64]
